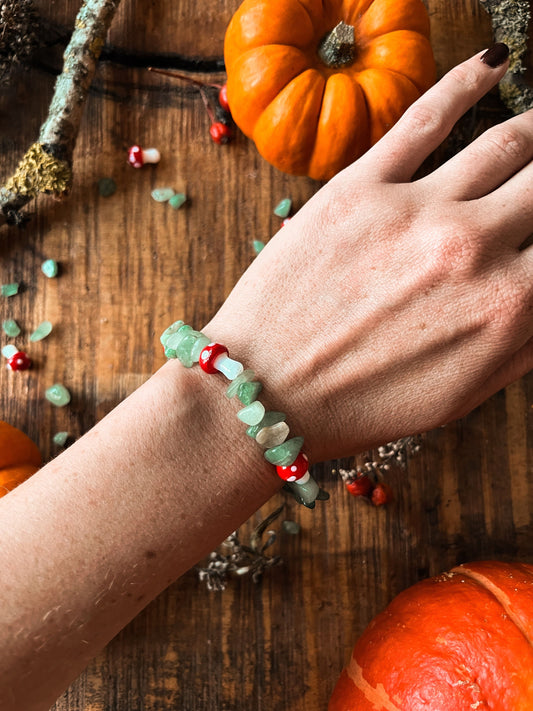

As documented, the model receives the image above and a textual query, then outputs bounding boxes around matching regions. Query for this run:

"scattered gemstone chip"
[274,198,292,218]
[151,187,175,202]
[253,240,265,255]
[30,320,53,342]
[41,259,59,278]
[2,319,20,337]
[45,383,71,407]
[53,431,69,446]
[1,283,19,297]
[1,344,18,359]
[169,193,187,210]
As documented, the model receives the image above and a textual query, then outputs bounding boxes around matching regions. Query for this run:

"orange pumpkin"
[329,561,533,710]
[0,420,41,497]
[224,0,436,180]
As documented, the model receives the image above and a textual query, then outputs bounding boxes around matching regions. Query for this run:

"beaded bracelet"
[161,321,328,508]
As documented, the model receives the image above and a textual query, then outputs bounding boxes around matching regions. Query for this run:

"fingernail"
[480,42,509,68]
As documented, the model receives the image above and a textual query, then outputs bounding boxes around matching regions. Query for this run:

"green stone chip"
[2,319,21,337]
[45,383,71,407]
[1,283,19,297]
[273,198,292,218]
[264,436,304,466]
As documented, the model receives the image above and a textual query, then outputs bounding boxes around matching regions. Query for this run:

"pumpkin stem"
[317,21,356,68]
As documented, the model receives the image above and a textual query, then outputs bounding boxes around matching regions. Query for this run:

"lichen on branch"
[0,0,121,227]
[479,0,533,114]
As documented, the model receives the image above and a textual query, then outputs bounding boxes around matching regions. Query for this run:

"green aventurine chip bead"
[169,193,187,210]
[246,411,286,439]
[30,320,53,342]
[176,331,205,367]
[264,436,304,466]
[164,327,192,352]
[286,476,320,507]
[1,283,19,297]
[45,383,71,407]
[237,401,265,426]
[274,198,292,218]
[2,319,21,337]
[151,187,175,202]
[53,431,69,446]
[226,369,255,398]
[41,259,59,278]
[2,344,18,359]
[190,333,210,361]
[238,380,262,406]
[160,320,184,347]
[253,240,265,255]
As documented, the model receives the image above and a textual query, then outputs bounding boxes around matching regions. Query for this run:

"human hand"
[206,45,533,463]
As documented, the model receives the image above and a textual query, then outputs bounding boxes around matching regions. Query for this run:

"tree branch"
[0,0,121,228]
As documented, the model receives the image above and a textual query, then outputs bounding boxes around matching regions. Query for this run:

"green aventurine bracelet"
[161,321,328,508]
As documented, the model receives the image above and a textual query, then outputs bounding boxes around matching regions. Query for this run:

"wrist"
[161,320,325,507]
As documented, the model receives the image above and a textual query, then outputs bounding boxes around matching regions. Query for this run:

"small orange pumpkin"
[0,420,41,497]
[329,560,533,710]
[224,0,436,180]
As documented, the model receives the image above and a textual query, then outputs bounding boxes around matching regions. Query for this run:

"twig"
[0,0,121,227]
[479,0,533,114]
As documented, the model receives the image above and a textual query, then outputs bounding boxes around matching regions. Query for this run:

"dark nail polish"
[480,42,509,68]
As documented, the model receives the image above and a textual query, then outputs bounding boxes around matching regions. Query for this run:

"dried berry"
[371,482,394,506]
[346,475,374,498]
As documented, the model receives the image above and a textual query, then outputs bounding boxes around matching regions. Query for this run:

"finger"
[475,159,533,245]
[422,109,533,202]
[355,44,510,183]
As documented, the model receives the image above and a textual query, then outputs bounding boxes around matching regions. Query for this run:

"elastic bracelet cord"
[161,321,329,508]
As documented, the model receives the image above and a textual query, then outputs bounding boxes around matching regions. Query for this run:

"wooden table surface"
[1,1,531,709]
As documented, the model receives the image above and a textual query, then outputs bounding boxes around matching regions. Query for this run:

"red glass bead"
[346,475,374,498]
[199,342,229,374]
[209,122,233,144]
[276,452,309,482]
[7,351,32,371]
[127,145,143,168]
[218,84,230,112]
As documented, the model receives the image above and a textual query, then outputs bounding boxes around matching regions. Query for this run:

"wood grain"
[0,0,530,709]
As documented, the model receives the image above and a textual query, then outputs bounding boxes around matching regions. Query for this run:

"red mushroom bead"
[127,145,144,168]
[199,343,229,374]
[127,145,160,168]
[7,351,32,371]
[276,452,309,482]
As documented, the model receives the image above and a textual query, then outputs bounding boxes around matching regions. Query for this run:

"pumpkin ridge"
[370,67,420,94]
[454,565,533,651]
[293,0,317,31]
[344,657,401,711]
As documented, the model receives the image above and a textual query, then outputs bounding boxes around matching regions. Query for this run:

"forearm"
[0,359,279,711]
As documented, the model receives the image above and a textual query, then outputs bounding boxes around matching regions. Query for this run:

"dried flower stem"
[338,435,423,483]
[479,0,533,113]
[0,0,120,227]
[197,505,286,591]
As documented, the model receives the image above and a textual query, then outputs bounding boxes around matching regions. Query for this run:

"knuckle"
[402,103,448,143]
[481,126,530,164]
[445,62,480,93]
[423,223,482,281]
